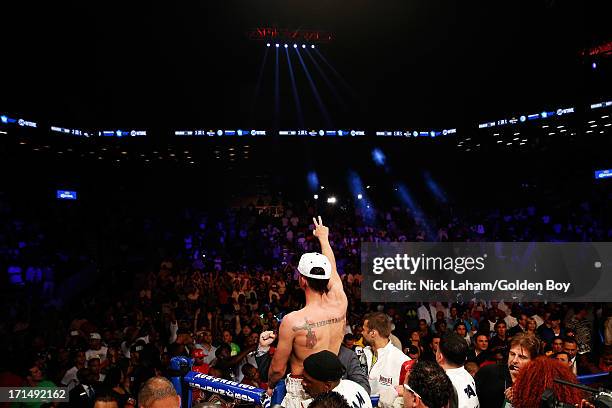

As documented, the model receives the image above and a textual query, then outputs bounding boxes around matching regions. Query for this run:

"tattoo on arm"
[291,315,346,349]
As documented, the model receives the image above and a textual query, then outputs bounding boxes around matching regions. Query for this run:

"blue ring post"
[169,359,382,408]
[170,356,192,408]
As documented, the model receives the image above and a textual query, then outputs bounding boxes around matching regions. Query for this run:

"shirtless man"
[267,217,348,408]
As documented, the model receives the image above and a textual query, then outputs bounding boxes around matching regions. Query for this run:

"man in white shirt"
[86,333,108,363]
[61,350,87,392]
[194,329,217,366]
[302,350,372,408]
[417,303,436,326]
[356,312,410,395]
[436,334,479,408]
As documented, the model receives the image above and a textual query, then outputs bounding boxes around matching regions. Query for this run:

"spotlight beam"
[274,46,280,129]
[295,48,332,128]
[250,47,269,126]
[313,48,358,99]
[304,49,347,112]
[284,47,305,127]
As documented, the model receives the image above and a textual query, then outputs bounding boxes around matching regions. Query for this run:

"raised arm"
[312,216,342,292]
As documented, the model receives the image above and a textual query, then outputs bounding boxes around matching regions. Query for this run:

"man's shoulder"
[385,341,408,359]
[337,379,366,392]
[281,310,302,324]
[446,367,473,382]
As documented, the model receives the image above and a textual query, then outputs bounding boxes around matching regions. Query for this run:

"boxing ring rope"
[170,357,272,408]
[169,357,381,408]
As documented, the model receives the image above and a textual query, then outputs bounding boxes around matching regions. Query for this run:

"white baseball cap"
[90,332,101,340]
[298,252,331,279]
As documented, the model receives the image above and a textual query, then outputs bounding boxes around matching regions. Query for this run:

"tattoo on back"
[292,315,346,349]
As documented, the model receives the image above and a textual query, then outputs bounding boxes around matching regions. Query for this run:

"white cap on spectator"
[298,252,331,279]
[90,332,101,340]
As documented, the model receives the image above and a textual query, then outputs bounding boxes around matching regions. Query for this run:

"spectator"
[526,317,538,335]
[191,349,210,374]
[222,330,241,357]
[343,334,356,350]
[193,329,217,366]
[552,351,571,366]
[301,350,372,408]
[358,312,410,395]
[453,322,470,347]
[566,304,593,356]
[436,334,479,408]
[475,332,541,408]
[103,367,135,408]
[138,377,180,408]
[539,313,566,346]
[508,314,529,337]
[416,319,431,340]
[489,321,509,354]
[86,333,108,364]
[241,363,265,388]
[546,337,565,356]
[308,391,351,408]
[510,357,584,408]
[479,309,498,338]
[420,334,441,362]
[404,345,420,361]
[69,368,100,408]
[466,333,489,366]
[403,360,454,408]
[464,362,479,378]
[563,337,579,375]
[88,358,106,383]
[62,350,88,392]
[93,396,119,408]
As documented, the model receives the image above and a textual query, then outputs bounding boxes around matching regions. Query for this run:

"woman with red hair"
[510,356,584,408]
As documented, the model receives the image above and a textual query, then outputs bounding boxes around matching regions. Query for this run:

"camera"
[547,378,612,408]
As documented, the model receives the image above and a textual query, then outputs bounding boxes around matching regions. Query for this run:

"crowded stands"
[1,185,611,408]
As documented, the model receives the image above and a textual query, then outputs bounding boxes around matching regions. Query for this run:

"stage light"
[314,194,319,200]
[311,45,315,49]
[592,62,597,69]
[0,115,7,124]
[293,44,297,48]
[302,44,306,49]
[307,171,319,191]
[366,185,371,189]
[320,185,325,190]
[357,194,363,200]
[266,43,271,47]
[327,196,337,204]
[284,44,288,48]
[275,43,279,48]
[372,148,386,166]
[520,116,526,122]
[541,111,548,118]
